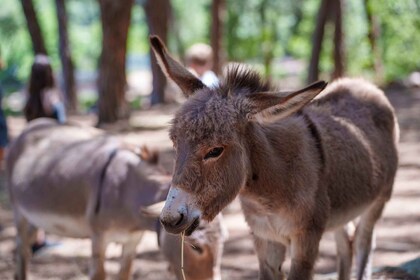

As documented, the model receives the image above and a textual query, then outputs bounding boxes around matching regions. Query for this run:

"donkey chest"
[240,197,295,245]
[248,214,294,245]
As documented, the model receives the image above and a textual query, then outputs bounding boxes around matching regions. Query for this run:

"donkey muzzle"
[160,186,201,235]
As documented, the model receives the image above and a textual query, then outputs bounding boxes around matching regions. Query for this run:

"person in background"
[24,55,66,123]
[0,50,8,164]
[23,55,65,253]
[185,43,219,88]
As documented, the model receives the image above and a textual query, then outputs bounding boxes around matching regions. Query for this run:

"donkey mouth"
[185,217,200,236]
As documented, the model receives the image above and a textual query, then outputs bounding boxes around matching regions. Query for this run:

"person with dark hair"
[24,55,66,123]
[23,55,65,253]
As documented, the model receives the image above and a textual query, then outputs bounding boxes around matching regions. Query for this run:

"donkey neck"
[240,112,323,210]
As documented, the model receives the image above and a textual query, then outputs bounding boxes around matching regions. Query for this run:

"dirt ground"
[0,85,419,279]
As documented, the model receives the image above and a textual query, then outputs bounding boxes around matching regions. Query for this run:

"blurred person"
[185,43,219,88]
[0,50,8,164]
[24,55,66,123]
[23,55,65,253]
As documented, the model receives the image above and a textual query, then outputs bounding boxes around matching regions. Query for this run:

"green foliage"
[67,0,102,71]
[0,0,33,91]
[376,0,420,81]
[1,0,419,96]
[226,0,313,78]
[170,0,211,58]
[288,0,420,82]
[128,4,149,55]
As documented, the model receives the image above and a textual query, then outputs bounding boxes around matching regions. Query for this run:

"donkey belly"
[18,204,92,238]
[326,202,371,230]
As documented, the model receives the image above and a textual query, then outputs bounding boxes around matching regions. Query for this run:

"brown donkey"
[150,36,399,280]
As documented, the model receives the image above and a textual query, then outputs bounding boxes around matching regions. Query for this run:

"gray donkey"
[150,36,399,280]
[7,118,226,280]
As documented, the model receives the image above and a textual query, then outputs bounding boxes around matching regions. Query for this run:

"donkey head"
[150,35,327,235]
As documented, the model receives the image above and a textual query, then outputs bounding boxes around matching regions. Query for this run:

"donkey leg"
[288,230,323,280]
[253,235,287,280]
[118,233,144,280]
[14,212,31,280]
[354,200,386,280]
[334,222,355,280]
[90,234,107,280]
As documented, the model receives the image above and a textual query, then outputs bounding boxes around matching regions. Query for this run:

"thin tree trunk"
[20,0,47,55]
[332,0,345,79]
[55,0,77,112]
[144,0,171,105]
[307,0,330,83]
[259,0,276,78]
[364,0,383,82]
[211,0,225,75]
[97,0,134,124]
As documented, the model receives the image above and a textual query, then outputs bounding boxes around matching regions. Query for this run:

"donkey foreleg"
[90,234,107,280]
[354,200,385,280]
[335,223,355,280]
[288,230,322,280]
[117,232,144,280]
[253,235,286,280]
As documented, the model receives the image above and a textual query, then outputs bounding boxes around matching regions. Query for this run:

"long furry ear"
[247,81,327,123]
[149,35,207,97]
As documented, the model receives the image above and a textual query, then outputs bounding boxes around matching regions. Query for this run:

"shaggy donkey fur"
[150,35,399,280]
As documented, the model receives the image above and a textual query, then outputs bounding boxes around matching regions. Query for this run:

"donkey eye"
[204,147,224,160]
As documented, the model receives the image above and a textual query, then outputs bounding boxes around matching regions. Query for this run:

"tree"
[307,0,330,83]
[307,0,345,83]
[20,0,47,55]
[259,0,277,78]
[97,0,134,125]
[364,0,383,82]
[144,0,171,105]
[331,0,344,80]
[210,0,225,75]
[55,0,77,112]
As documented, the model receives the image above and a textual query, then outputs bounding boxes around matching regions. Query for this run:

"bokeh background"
[0,0,420,279]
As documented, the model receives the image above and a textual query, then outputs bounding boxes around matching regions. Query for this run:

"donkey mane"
[221,64,272,97]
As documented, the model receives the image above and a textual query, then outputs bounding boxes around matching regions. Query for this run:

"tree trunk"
[55,0,77,112]
[259,0,276,78]
[332,0,345,79]
[20,0,47,55]
[144,0,171,105]
[211,0,225,75]
[364,0,383,82]
[307,0,330,83]
[97,0,134,125]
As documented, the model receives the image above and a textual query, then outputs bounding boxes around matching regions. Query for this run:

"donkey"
[150,35,399,280]
[7,118,226,280]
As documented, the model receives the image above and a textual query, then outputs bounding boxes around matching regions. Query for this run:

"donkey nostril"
[174,213,184,226]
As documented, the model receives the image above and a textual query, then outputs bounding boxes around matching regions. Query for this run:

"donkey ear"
[149,35,207,98]
[246,81,327,123]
